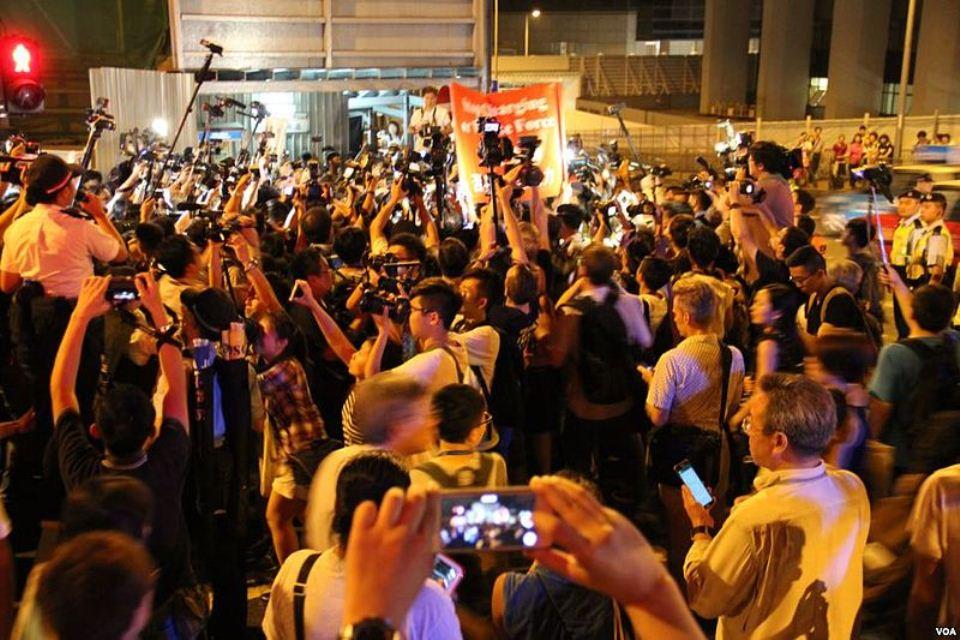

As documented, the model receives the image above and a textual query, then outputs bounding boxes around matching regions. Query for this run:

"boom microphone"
[199,39,224,55]
[218,96,247,109]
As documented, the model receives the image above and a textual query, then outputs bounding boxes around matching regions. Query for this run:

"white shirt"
[410,105,451,153]
[907,464,960,628]
[638,292,668,337]
[0,203,121,298]
[684,462,869,640]
[263,548,461,640]
[574,284,652,348]
[304,445,374,552]
[394,327,500,396]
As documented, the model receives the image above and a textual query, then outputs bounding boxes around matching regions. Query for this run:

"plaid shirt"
[257,357,326,457]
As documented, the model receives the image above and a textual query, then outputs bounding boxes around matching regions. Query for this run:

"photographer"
[365,278,499,396]
[369,178,439,258]
[748,142,795,228]
[1,154,129,542]
[408,86,452,154]
[50,273,203,636]
[289,248,352,440]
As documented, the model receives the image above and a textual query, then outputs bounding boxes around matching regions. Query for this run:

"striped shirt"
[341,388,361,446]
[647,334,744,431]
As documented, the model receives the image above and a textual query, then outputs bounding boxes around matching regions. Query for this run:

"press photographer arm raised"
[369,178,406,255]
[291,278,357,367]
[413,191,439,251]
[230,234,282,314]
[498,164,530,265]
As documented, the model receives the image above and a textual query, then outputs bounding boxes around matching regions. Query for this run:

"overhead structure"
[168,0,488,92]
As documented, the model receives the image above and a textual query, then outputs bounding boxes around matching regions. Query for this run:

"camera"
[358,286,411,323]
[420,124,440,147]
[106,276,139,303]
[364,252,421,282]
[187,216,241,246]
[649,164,672,179]
[477,117,514,168]
[401,162,424,197]
[852,164,894,202]
[738,179,766,204]
[513,135,544,187]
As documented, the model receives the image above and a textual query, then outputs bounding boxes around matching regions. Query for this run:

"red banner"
[449,82,566,204]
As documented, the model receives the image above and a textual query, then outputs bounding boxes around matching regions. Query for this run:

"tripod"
[68,98,116,213]
[609,105,640,164]
[151,43,221,192]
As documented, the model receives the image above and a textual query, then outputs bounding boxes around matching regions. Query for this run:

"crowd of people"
[794,123,953,190]
[0,98,957,640]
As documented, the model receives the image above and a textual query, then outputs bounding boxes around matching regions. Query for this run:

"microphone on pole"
[199,39,224,56]
[218,96,247,109]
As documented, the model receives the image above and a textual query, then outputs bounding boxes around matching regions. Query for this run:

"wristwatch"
[338,618,401,640]
[243,258,260,273]
[690,525,713,540]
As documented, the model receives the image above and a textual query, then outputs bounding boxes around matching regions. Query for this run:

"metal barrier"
[568,113,960,167]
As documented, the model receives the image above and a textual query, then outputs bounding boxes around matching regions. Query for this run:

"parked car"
[816,165,960,235]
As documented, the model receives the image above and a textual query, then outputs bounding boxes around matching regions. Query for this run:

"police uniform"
[890,189,925,338]
[907,204,954,286]
[0,156,120,537]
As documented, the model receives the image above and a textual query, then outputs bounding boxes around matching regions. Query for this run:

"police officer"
[890,188,924,339]
[0,154,128,540]
[907,192,953,289]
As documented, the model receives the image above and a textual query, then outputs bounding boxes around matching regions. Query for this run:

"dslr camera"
[852,164,894,202]
[477,117,514,168]
[358,284,411,323]
[510,135,544,187]
[738,179,766,204]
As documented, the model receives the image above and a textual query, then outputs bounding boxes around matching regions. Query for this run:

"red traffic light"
[0,36,44,114]
[12,43,32,74]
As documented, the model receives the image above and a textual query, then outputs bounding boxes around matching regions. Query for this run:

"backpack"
[473,325,525,430]
[416,454,496,488]
[900,336,960,472]
[566,288,637,405]
[821,286,882,350]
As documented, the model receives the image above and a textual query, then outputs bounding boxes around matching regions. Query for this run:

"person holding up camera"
[409,86,452,154]
[0,154,130,543]
[365,278,500,397]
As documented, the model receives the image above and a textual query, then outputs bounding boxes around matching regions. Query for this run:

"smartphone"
[288,281,304,302]
[431,553,464,595]
[328,254,345,270]
[439,487,541,552]
[106,277,139,303]
[343,166,355,180]
[675,460,714,508]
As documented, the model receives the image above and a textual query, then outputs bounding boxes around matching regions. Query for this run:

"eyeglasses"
[476,411,494,431]
[408,302,436,315]
[790,271,818,286]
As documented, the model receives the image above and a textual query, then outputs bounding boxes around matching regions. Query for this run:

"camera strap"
[293,551,322,640]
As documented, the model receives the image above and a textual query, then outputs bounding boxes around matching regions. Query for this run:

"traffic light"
[0,36,45,114]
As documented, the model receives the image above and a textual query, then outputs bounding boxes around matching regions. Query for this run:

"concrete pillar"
[699,0,752,115]
[911,0,960,115]
[756,0,815,120]
[824,0,891,118]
